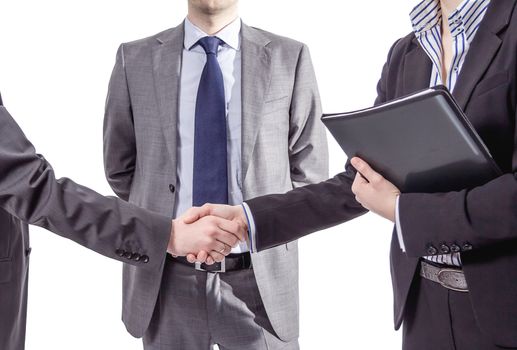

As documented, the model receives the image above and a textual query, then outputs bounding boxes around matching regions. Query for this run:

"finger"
[183,205,212,224]
[186,251,208,263]
[206,256,215,265]
[216,217,246,242]
[216,242,232,256]
[211,224,241,247]
[214,241,231,256]
[209,251,225,263]
[196,250,208,263]
[351,157,383,183]
[351,171,368,194]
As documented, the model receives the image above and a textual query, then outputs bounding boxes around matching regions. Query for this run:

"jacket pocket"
[262,96,290,115]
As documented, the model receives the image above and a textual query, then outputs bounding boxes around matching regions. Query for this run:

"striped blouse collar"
[410,0,491,37]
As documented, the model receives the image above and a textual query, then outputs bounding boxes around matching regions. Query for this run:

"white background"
[0,1,415,349]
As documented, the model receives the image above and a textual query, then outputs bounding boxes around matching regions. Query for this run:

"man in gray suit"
[0,95,243,350]
[103,0,328,348]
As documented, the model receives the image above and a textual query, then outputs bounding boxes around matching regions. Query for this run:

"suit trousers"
[143,259,299,350]
[402,270,515,350]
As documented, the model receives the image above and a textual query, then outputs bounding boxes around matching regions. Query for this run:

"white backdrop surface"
[0,1,415,349]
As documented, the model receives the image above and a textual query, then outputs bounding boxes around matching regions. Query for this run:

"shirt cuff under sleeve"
[241,202,257,253]
[395,195,406,252]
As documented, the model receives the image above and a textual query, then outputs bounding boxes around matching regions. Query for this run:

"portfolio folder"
[321,86,502,192]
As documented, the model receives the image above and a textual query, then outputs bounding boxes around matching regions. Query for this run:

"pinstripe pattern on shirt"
[409,0,491,266]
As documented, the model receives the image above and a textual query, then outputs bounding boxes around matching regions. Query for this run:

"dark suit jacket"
[0,103,171,350]
[246,0,517,346]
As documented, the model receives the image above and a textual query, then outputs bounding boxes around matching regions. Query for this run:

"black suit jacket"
[246,0,517,346]
[0,102,171,350]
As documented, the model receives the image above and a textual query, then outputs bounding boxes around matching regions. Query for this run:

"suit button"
[132,253,141,261]
[440,244,450,254]
[169,184,175,193]
[462,243,473,251]
[427,245,438,255]
[123,251,133,259]
[116,249,125,257]
[141,255,150,263]
[450,244,461,253]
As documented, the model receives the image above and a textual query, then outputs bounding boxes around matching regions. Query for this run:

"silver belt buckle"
[195,259,226,273]
[437,268,468,292]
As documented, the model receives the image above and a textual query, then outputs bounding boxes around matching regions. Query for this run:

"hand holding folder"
[322,86,501,193]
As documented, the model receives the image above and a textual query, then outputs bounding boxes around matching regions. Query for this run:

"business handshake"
[167,204,249,265]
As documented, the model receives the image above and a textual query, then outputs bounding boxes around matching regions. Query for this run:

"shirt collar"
[184,16,241,51]
[410,0,486,35]
[410,0,442,33]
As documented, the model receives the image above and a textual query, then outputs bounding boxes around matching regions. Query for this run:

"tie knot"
[197,36,223,55]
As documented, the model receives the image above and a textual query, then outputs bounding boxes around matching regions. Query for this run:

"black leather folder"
[321,86,502,193]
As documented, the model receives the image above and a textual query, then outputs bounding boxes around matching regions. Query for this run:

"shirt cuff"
[395,195,406,252]
[241,202,257,253]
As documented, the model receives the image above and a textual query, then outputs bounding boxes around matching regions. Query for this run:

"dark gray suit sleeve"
[0,106,171,270]
[244,41,400,252]
[399,173,517,257]
[245,163,366,251]
[103,44,136,201]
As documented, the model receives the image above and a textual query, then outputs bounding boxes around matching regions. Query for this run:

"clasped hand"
[167,157,400,265]
[167,204,249,265]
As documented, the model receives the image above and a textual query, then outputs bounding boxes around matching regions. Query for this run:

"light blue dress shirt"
[173,17,248,253]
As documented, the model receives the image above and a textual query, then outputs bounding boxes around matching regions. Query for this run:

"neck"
[440,0,464,19]
[187,6,238,35]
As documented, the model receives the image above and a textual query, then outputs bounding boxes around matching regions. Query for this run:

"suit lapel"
[241,23,272,181]
[402,38,432,96]
[152,24,184,164]
[452,0,514,109]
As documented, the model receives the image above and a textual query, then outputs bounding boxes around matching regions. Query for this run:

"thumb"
[183,205,212,224]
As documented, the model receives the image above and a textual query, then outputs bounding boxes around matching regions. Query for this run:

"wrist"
[387,194,399,222]
[236,206,248,231]
[168,219,179,256]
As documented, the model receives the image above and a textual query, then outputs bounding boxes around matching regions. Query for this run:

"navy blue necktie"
[193,36,228,206]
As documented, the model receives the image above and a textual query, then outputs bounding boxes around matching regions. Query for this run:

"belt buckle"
[195,259,226,273]
[437,268,468,292]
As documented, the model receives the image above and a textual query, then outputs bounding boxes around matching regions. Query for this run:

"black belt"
[168,252,252,273]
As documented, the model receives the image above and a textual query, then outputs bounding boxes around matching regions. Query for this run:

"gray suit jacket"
[104,21,328,341]
[0,105,172,350]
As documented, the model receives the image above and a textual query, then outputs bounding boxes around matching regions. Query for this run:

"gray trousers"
[143,259,299,350]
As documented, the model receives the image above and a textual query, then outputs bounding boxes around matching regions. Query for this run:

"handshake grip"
[167,204,249,265]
